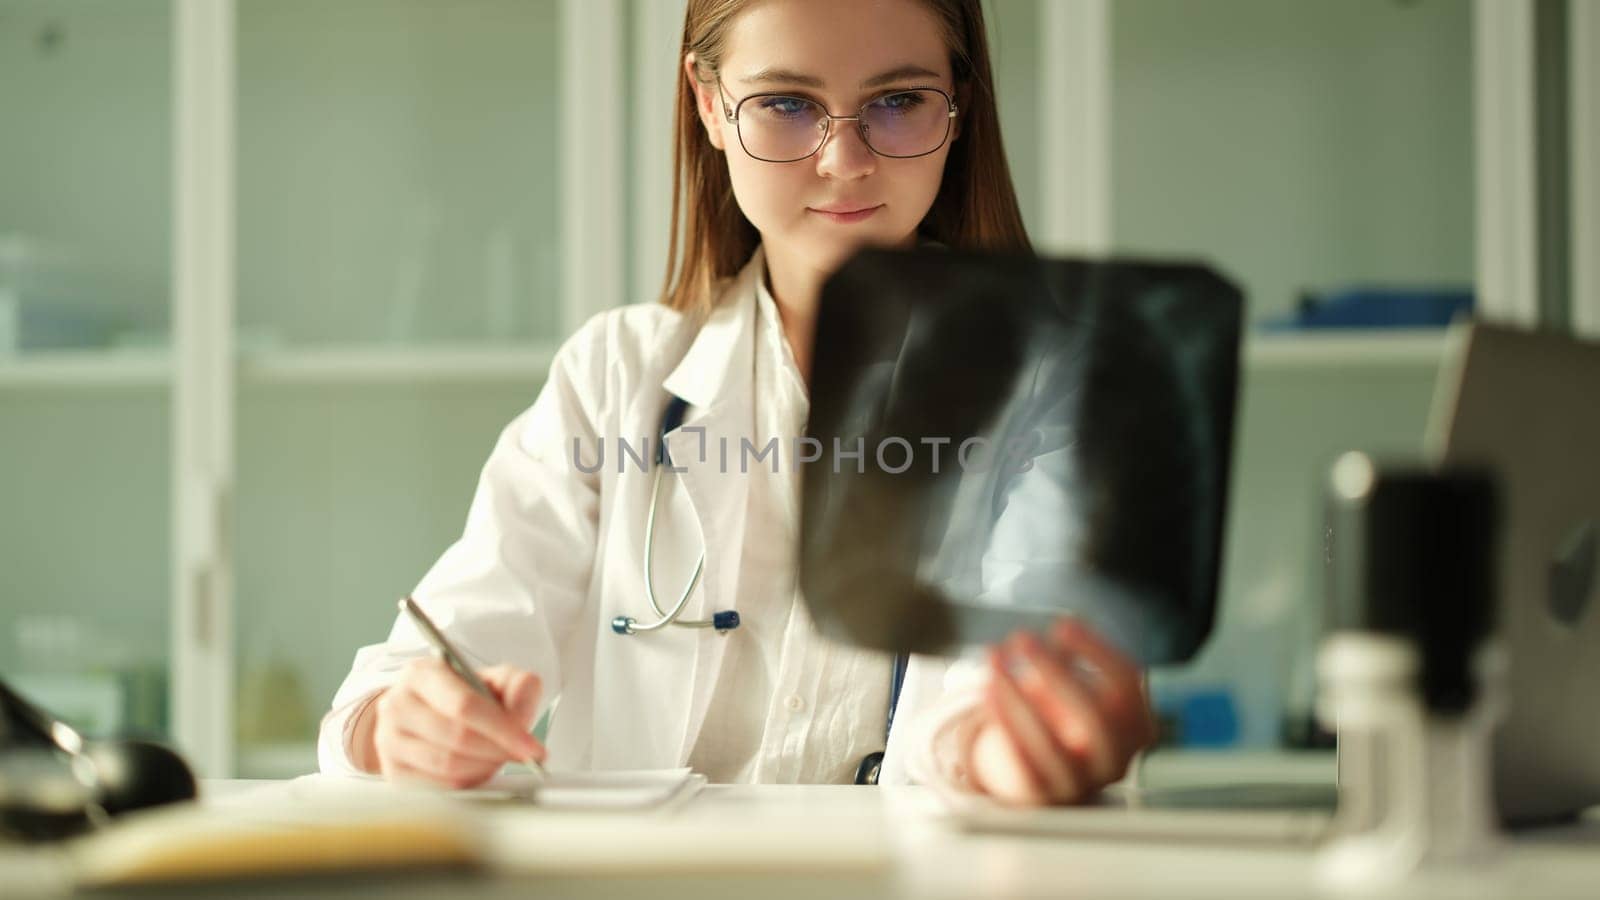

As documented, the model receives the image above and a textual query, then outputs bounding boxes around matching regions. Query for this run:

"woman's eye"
[877,91,927,112]
[758,96,812,117]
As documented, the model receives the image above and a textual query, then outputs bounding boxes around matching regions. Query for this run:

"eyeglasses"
[718,79,958,163]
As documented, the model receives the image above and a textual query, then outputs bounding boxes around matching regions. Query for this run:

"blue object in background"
[1260,286,1474,331]
[1177,690,1240,748]
[1153,685,1241,748]
[0,294,115,351]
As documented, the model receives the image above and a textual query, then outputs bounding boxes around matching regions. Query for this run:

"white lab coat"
[318,245,978,785]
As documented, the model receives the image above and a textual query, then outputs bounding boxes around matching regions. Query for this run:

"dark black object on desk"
[1317,456,1504,862]
[1323,461,1500,714]
[0,678,197,842]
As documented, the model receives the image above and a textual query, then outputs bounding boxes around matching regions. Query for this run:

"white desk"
[5,756,1599,899]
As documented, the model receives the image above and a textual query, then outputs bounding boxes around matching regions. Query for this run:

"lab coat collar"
[662,238,945,408]
[661,244,766,409]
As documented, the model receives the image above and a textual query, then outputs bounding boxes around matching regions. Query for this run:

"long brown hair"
[660,0,1032,314]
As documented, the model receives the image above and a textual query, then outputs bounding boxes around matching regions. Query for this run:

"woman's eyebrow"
[738,64,943,89]
[861,64,942,88]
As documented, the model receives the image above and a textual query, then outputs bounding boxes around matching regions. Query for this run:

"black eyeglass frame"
[716,78,960,163]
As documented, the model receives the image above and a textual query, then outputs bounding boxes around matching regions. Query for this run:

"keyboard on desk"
[950,782,1337,846]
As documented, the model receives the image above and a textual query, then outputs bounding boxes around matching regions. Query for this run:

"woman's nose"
[814,119,876,180]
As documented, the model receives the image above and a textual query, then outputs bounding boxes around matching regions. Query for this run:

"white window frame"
[631,0,689,309]
[1475,0,1542,327]
[1038,0,1111,256]
[562,0,626,329]
[1573,0,1600,338]
[172,0,237,777]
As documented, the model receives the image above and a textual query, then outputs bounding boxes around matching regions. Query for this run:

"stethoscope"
[610,395,740,637]
[610,394,909,784]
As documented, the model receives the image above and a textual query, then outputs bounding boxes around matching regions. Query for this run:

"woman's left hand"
[967,617,1157,806]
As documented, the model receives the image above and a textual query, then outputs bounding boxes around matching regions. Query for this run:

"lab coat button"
[785,694,805,712]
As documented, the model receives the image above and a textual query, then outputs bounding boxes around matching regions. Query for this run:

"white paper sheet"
[464,767,702,810]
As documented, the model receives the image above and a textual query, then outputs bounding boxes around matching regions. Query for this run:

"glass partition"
[0,0,174,742]
[229,0,568,776]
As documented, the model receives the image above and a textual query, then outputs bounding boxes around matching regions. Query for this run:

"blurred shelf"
[0,348,171,390]
[1,333,1447,390]
[1243,329,1450,370]
[0,342,559,391]
[241,341,559,386]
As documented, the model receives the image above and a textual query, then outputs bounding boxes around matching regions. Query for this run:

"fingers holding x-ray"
[985,646,1087,803]
[973,619,1156,804]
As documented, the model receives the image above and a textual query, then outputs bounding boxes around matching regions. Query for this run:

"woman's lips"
[808,204,883,224]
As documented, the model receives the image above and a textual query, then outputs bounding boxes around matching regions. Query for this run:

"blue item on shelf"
[1154,685,1242,748]
[0,295,114,351]
[1260,286,1474,331]
[1177,689,1241,748]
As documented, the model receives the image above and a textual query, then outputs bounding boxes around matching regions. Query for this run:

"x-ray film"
[799,248,1242,665]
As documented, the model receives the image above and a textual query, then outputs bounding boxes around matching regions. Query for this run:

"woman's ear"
[951,83,966,143]
[684,53,727,152]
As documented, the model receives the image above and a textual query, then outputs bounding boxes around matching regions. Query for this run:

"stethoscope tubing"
[619,463,710,633]
[609,396,906,783]
[611,395,729,636]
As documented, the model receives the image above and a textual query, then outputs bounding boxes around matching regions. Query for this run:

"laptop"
[1428,323,1600,825]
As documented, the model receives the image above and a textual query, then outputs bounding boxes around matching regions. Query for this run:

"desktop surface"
[3,753,1598,899]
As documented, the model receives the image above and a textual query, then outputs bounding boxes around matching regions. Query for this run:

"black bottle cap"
[1324,453,1500,715]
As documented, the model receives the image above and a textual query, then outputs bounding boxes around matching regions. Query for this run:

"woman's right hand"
[351,658,546,788]
[966,618,1155,806]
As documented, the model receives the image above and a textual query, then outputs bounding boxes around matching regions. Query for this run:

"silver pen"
[398,595,548,784]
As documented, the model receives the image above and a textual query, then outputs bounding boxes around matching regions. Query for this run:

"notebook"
[68,768,707,886]
[70,786,479,886]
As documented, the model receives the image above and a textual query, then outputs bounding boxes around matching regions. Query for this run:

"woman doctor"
[319,0,1155,807]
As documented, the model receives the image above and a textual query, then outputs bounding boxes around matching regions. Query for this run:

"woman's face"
[687,0,957,276]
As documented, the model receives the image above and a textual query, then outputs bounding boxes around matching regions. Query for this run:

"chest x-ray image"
[799,248,1242,665]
